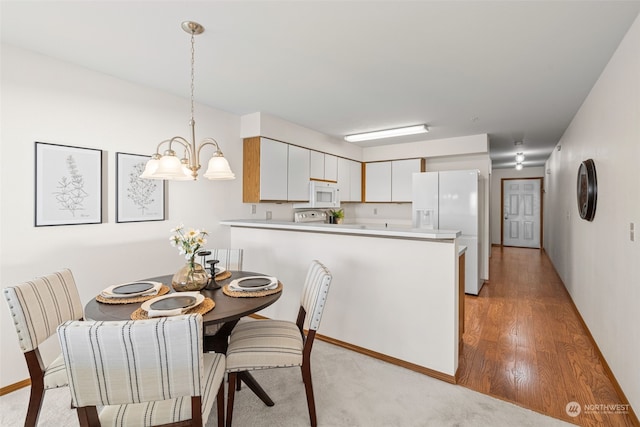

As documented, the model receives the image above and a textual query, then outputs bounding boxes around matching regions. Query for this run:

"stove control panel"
[293,210,328,223]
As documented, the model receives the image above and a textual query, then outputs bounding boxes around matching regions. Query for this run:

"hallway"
[456,246,636,427]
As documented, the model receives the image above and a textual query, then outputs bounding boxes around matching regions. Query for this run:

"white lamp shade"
[515,152,525,162]
[515,163,524,171]
[151,154,188,179]
[140,158,162,179]
[204,155,235,180]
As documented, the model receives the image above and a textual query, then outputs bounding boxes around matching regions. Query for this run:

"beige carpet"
[0,340,571,426]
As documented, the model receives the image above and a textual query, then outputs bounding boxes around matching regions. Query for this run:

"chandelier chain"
[190,29,196,121]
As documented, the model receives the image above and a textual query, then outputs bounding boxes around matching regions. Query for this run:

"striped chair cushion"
[43,353,69,389]
[58,315,206,407]
[226,320,303,372]
[300,260,332,331]
[99,352,225,426]
[3,268,83,352]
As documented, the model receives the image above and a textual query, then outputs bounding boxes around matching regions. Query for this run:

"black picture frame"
[116,152,166,223]
[35,141,102,226]
[577,159,597,222]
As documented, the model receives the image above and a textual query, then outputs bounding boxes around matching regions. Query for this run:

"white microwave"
[294,181,340,209]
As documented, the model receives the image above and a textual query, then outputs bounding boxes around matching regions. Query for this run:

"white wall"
[490,166,545,245]
[543,15,640,412]
[0,45,246,387]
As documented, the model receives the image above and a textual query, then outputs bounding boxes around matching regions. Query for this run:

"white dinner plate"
[228,276,278,292]
[141,292,204,313]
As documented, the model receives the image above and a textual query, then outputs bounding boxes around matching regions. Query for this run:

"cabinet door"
[392,159,423,202]
[324,154,338,182]
[365,161,392,202]
[310,151,324,180]
[287,145,310,201]
[337,157,351,201]
[349,160,362,202]
[259,138,288,201]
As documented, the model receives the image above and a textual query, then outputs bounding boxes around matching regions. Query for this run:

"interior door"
[502,179,541,248]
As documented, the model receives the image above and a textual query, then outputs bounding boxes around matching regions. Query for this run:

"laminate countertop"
[220,219,461,240]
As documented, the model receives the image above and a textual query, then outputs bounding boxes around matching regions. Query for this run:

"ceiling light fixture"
[515,152,525,163]
[344,124,429,142]
[515,163,523,171]
[141,21,235,181]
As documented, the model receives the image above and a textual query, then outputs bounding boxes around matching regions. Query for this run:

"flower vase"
[172,261,209,292]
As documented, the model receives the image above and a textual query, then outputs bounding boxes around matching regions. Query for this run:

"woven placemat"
[215,270,232,281]
[130,297,215,320]
[222,282,283,298]
[96,285,170,304]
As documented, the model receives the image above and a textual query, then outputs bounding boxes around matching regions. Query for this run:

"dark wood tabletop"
[84,271,282,327]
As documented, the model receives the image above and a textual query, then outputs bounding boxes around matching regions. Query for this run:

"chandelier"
[141,21,235,181]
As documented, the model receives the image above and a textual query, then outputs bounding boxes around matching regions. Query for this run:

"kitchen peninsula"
[221,219,463,382]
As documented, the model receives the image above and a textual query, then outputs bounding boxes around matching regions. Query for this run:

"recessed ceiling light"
[344,124,429,142]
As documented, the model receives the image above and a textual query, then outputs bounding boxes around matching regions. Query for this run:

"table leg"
[238,372,274,406]
[203,320,239,353]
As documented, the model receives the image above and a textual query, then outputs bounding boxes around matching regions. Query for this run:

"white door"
[502,179,541,248]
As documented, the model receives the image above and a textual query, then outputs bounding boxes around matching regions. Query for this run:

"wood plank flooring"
[457,246,637,427]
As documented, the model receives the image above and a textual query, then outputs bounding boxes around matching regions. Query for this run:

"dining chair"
[201,248,244,337]
[57,314,226,427]
[2,268,84,427]
[225,260,332,427]
[204,248,244,271]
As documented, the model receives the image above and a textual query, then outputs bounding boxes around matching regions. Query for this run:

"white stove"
[293,209,328,223]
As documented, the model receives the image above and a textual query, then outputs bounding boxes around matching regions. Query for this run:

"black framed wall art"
[577,158,597,222]
[116,152,165,223]
[35,141,102,226]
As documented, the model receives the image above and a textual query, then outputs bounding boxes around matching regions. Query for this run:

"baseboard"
[542,249,639,426]
[250,314,456,384]
[315,333,456,384]
[0,378,30,396]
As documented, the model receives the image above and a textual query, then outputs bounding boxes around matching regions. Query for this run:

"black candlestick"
[205,259,220,290]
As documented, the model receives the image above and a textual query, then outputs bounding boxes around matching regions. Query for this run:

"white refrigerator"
[412,170,483,295]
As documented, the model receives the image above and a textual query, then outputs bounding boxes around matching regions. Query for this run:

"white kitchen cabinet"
[392,159,423,202]
[324,154,338,182]
[364,158,423,202]
[258,138,288,201]
[338,157,362,202]
[310,151,338,182]
[287,144,310,201]
[365,161,392,202]
[349,160,362,202]
[310,151,324,180]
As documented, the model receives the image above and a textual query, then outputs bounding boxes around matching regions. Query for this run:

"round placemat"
[130,297,215,320]
[96,285,170,304]
[222,281,283,298]
[215,270,232,281]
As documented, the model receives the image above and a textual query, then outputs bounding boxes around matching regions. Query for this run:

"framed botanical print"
[35,141,102,226]
[116,152,165,222]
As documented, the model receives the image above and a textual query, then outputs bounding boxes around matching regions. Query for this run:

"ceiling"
[2,1,639,168]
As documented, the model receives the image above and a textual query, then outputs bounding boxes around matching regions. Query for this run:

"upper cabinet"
[243,137,310,202]
[310,151,338,182]
[338,157,363,202]
[287,144,311,201]
[364,161,392,202]
[391,159,423,202]
[364,158,425,202]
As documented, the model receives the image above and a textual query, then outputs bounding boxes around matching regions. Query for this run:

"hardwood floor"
[457,246,637,427]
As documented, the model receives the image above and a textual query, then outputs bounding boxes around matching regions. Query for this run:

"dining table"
[83,270,283,406]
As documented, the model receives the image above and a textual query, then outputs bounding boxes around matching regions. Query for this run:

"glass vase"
[172,261,209,292]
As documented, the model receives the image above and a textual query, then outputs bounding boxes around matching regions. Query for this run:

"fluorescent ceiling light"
[345,125,428,142]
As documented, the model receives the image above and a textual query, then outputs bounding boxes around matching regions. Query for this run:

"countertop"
[220,219,461,240]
